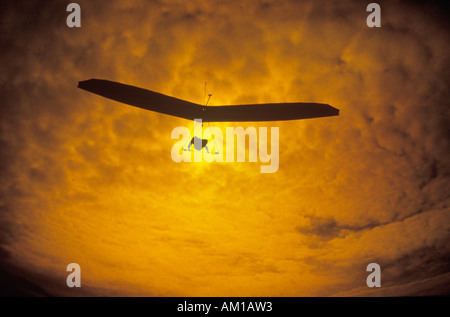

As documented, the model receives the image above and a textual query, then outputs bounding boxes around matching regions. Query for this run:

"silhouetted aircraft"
[78,78,339,153]
[78,79,339,122]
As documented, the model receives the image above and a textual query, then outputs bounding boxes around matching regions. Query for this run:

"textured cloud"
[1,0,449,296]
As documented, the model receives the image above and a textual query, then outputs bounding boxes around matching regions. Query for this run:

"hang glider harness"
[183,84,219,154]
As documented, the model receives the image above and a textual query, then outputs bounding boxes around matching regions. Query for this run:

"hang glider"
[78,78,339,122]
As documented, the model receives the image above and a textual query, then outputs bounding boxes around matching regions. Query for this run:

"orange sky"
[1,0,450,296]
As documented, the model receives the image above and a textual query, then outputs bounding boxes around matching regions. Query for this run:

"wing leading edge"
[78,78,339,122]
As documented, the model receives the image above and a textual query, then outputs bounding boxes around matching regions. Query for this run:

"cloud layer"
[1,0,449,296]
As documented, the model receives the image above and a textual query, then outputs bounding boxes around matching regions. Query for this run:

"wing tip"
[78,78,100,89]
[77,79,91,89]
[329,104,340,116]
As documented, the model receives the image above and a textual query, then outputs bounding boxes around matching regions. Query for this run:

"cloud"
[1,0,449,296]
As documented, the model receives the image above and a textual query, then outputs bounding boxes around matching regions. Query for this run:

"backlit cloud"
[0,0,449,296]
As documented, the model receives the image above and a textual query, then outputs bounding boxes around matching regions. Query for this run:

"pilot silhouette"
[187,136,210,153]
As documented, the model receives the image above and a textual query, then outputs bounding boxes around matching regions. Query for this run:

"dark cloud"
[296,215,381,241]
[1,0,450,296]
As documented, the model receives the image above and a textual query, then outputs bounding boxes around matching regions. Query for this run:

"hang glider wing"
[78,79,339,122]
[201,102,339,122]
[78,79,204,120]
